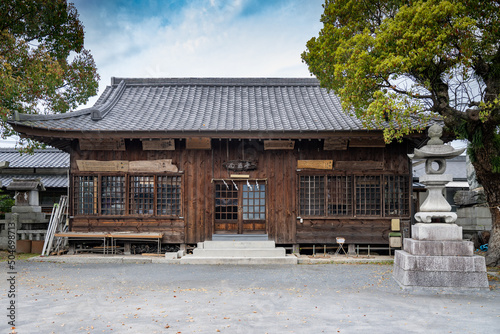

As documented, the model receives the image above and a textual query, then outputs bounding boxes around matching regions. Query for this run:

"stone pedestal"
[393,224,489,291]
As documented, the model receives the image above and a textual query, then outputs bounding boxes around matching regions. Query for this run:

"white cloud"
[74,0,324,108]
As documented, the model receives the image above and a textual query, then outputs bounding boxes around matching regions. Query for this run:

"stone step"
[191,247,286,258]
[211,234,269,241]
[201,240,276,249]
[180,255,298,265]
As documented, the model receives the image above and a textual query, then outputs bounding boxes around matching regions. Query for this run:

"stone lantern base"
[393,223,489,291]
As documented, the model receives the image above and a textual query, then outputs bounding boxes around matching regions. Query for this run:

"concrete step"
[180,255,298,265]
[192,247,286,258]
[211,234,269,241]
[201,240,276,249]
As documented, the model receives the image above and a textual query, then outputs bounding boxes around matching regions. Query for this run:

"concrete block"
[393,264,489,288]
[412,223,462,241]
[177,249,185,258]
[403,239,473,256]
[164,252,178,259]
[394,251,485,272]
[12,206,42,213]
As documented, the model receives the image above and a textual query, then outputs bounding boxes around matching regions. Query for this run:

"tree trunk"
[471,142,500,267]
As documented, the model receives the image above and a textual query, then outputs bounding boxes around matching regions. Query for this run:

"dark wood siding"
[69,138,410,245]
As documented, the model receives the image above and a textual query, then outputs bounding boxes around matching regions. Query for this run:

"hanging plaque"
[223,160,257,171]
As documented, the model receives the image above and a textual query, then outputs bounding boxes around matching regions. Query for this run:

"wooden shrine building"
[9,78,421,249]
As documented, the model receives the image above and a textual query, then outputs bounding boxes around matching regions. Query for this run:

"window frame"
[72,172,183,218]
[298,172,410,218]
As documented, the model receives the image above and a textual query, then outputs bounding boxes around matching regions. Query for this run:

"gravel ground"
[2,261,499,333]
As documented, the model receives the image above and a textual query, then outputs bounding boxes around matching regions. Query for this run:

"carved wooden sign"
[186,137,211,149]
[79,138,126,151]
[76,160,129,172]
[223,160,257,171]
[142,139,175,151]
[297,160,333,170]
[264,140,295,150]
[129,159,178,172]
[323,138,348,150]
[335,161,384,170]
[76,159,179,172]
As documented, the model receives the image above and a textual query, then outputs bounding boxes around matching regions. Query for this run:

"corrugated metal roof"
[0,148,69,168]
[0,174,68,188]
[10,78,368,133]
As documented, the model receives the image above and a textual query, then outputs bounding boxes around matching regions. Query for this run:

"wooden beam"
[142,139,175,151]
[297,160,333,170]
[264,140,295,150]
[335,161,384,170]
[129,159,178,172]
[186,137,211,149]
[349,138,386,147]
[79,138,126,151]
[76,160,129,172]
[323,138,348,150]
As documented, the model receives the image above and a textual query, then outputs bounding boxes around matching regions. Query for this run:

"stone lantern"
[393,125,489,291]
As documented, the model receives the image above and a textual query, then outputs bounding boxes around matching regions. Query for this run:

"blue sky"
[72,0,325,106]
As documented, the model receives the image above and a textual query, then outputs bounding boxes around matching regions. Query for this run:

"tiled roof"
[10,78,367,133]
[0,148,69,168]
[0,175,68,188]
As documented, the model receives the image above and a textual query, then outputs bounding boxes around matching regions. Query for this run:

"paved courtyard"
[2,261,499,333]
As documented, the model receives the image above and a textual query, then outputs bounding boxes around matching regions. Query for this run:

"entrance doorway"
[214,181,266,234]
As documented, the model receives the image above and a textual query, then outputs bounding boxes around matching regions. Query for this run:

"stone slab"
[394,250,486,272]
[180,255,298,265]
[191,247,286,258]
[403,238,473,256]
[12,206,42,213]
[202,240,276,249]
[412,223,462,241]
[393,264,489,289]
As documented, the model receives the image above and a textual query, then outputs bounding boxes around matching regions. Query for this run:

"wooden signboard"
[79,138,126,151]
[264,140,295,150]
[186,137,211,150]
[297,160,333,170]
[129,159,178,173]
[76,160,129,172]
[142,139,175,151]
[349,138,386,147]
[335,161,384,170]
[323,138,348,150]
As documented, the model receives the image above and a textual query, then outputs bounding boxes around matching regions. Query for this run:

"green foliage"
[0,0,99,145]
[0,191,14,216]
[302,0,500,143]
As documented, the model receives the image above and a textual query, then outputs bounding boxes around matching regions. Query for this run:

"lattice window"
[384,175,409,216]
[157,176,182,216]
[101,176,125,215]
[299,175,325,216]
[74,176,97,215]
[355,175,381,216]
[215,183,238,220]
[242,184,266,220]
[129,176,155,215]
[327,175,352,216]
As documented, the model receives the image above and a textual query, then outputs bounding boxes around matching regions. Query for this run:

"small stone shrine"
[393,125,489,291]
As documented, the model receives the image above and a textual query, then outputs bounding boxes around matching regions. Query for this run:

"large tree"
[302,0,500,266]
[0,0,99,146]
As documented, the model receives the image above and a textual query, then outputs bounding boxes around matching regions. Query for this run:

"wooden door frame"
[213,181,266,234]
